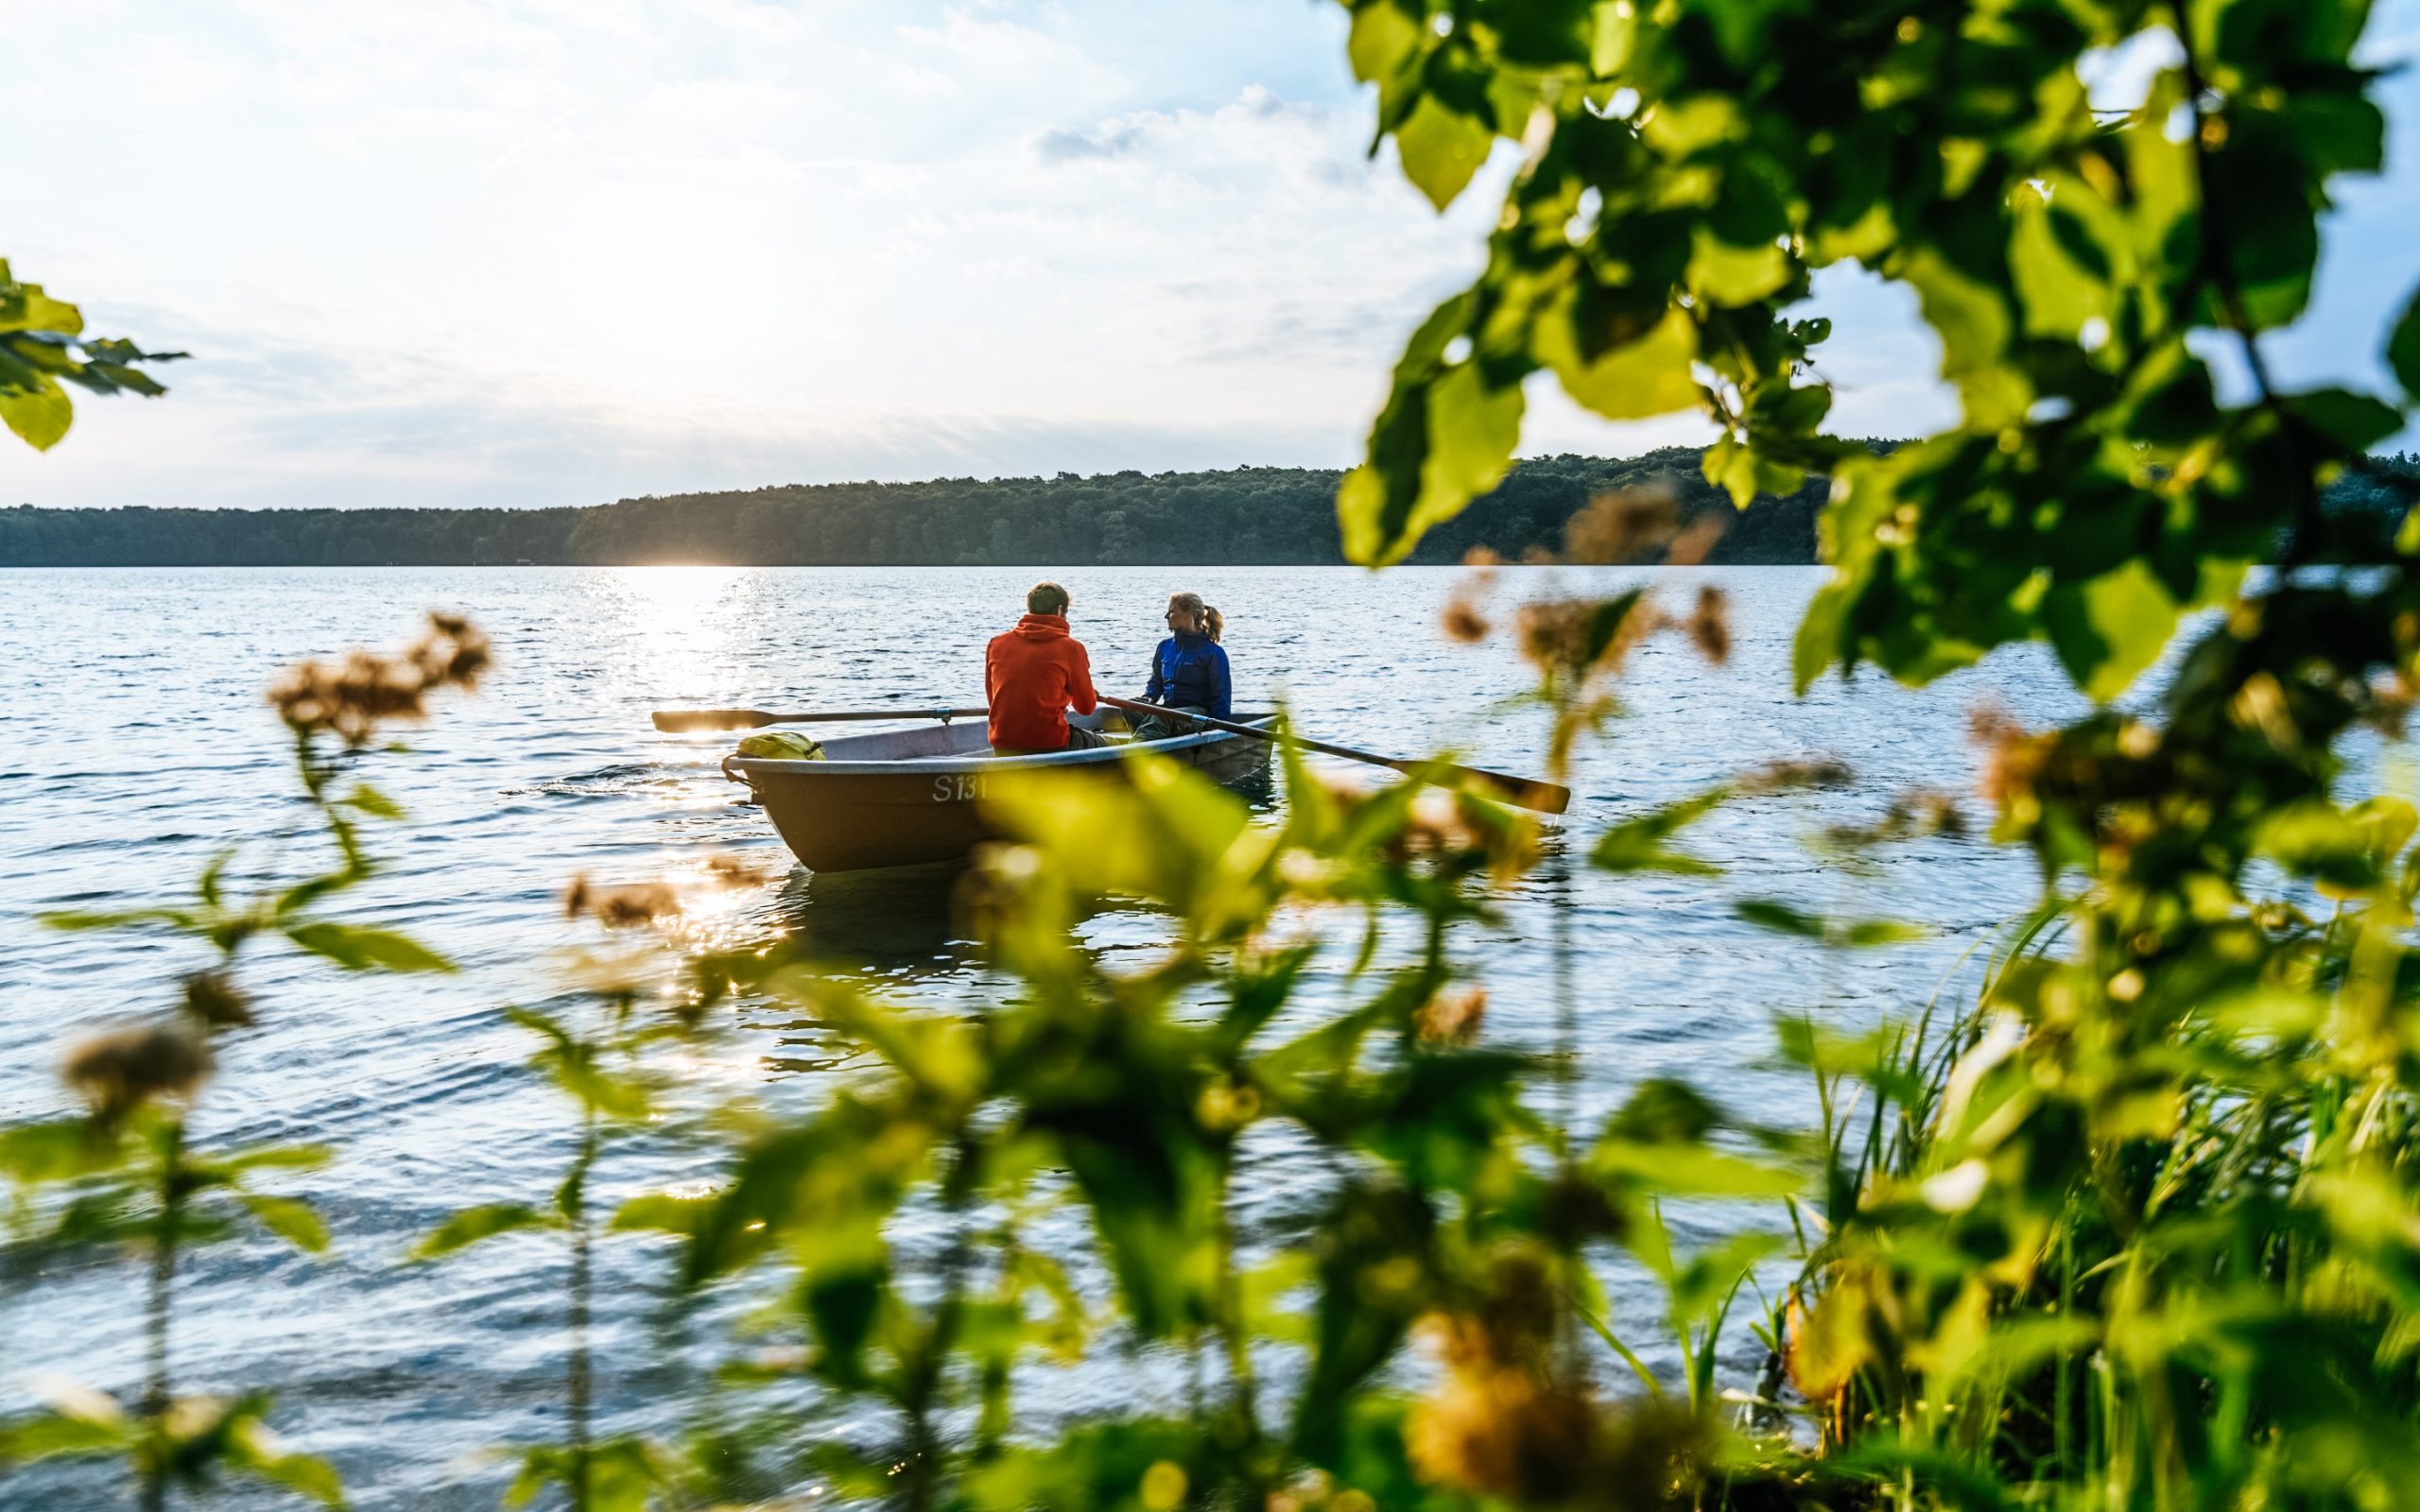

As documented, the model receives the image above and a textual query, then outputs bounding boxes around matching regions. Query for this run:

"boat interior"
[816,710,1270,763]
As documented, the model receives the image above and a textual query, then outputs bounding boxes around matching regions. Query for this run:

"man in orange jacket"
[986,581,1104,755]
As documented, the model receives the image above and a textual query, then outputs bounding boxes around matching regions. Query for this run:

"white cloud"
[5,0,2417,510]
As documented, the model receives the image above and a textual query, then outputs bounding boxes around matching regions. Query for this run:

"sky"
[5,0,2419,512]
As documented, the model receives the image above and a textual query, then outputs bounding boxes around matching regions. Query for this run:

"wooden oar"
[652,706,989,732]
[1096,696,1570,815]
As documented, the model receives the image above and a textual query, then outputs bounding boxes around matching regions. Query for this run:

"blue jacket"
[1144,633,1231,719]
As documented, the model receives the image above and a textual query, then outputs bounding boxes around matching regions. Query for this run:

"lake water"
[0,565,2090,1507]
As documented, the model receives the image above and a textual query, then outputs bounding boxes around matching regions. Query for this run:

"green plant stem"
[141,1117,186,1512]
[1206,1113,1264,1498]
[2165,3,2328,568]
[902,1309,953,1512]
[904,1139,979,1512]
[568,1109,597,1512]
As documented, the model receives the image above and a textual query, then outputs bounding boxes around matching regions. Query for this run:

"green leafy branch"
[0,259,184,451]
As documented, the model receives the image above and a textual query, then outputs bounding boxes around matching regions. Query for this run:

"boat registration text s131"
[932,775,987,803]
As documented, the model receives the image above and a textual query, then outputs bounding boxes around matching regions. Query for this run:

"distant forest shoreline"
[8,445,2415,568]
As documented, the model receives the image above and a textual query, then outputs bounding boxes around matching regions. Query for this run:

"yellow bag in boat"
[735,730,825,761]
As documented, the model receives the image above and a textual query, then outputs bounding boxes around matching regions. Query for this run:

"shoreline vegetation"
[8,445,2414,570]
[3,446,1823,568]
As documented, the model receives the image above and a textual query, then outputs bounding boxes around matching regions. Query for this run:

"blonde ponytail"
[1168,591,1222,642]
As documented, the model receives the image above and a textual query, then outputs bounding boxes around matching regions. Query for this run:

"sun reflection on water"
[605,563,750,696]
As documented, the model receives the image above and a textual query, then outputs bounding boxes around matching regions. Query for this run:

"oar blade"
[1440,765,1572,815]
[652,708,776,733]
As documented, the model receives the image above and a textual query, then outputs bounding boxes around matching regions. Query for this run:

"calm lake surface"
[1,565,2090,1507]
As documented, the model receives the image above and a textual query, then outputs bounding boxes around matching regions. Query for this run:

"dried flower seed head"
[1461,546,1504,567]
[1195,1078,1263,1132]
[63,1023,212,1124]
[1824,787,1968,849]
[1440,594,1492,644]
[703,853,772,887]
[1684,584,1731,665]
[1538,1169,1624,1246]
[1520,544,1558,565]
[1517,593,1654,685]
[1517,599,1578,670]
[180,971,254,1030]
[268,611,488,746]
[2368,671,2414,738]
[1563,488,1677,564]
[1407,1345,1599,1503]
[1738,756,1857,794]
[1476,1247,1559,1361]
[1967,702,2023,748]
[409,611,491,692]
[1911,790,1968,839]
[1402,787,1483,856]
[269,651,426,746]
[1592,1395,1716,1507]
[2230,671,2300,750]
[1969,703,2048,810]
[1315,771,1371,809]
[563,875,681,928]
[1414,987,1487,1047]
[1665,509,1728,566]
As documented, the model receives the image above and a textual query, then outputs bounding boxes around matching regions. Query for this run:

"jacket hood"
[1012,613,1071,641]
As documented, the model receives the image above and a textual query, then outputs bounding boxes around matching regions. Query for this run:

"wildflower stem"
[904,1139,977,1512]
[141,1116,186,1512]
[568,1108,596,1512]
[1217,1194,1264,1496]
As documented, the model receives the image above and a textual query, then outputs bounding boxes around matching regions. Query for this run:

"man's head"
[1027,581,1070,617]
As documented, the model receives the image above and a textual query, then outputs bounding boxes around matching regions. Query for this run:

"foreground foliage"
[1323,0,2420,1505]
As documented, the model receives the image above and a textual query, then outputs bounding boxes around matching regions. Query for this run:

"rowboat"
[721,710,1275,873]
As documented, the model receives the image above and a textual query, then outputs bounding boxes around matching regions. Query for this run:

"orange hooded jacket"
[985,613,1098,751]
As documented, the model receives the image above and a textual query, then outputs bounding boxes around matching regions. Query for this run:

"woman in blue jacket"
[1132,591,1230,739]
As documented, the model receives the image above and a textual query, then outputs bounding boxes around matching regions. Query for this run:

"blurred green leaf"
[2390,284,2420,403]
[238,1194,330,1255]
[1537,301,1702,422]
[0,1395,130,1460]
[1605,1077,1720,1144]
[285,921,453,973]
[1338,289,1526,567]
[2040,558,2177,703]
[1669,1230,1784,1327]
[410,1202,559,1262]
[1393,95,1493,211]
[218,1143,337,1176]
[40,905,202,934]
[225,1412,347,1508]
[1593,787,1727,874]
[0,1119,115,1187]
[1593,1141,1801,1197]
[1737,900,1925,948]
[0,382,71,451]
[339,782,405,821]
[611,1191,717,1237]
[2285,387,2402,453]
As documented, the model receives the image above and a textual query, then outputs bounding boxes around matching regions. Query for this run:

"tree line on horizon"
[9,444,2416,570]
[2,447,1833,568]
